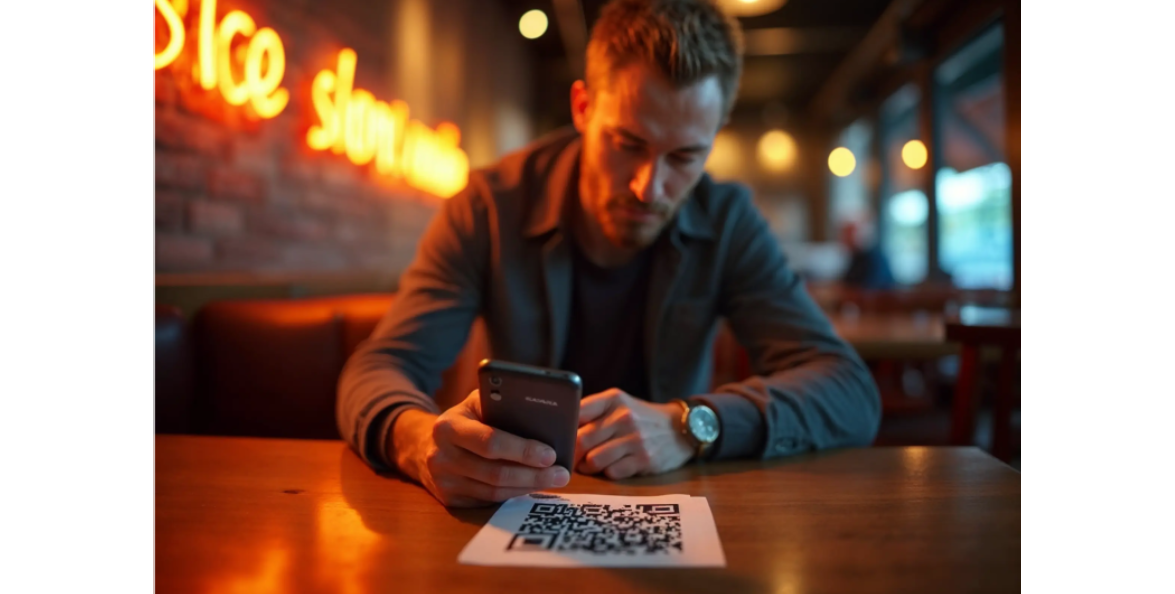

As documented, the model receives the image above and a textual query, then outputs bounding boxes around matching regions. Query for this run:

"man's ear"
[570,80,590,133]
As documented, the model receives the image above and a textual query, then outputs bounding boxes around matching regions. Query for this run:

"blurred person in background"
[840,216,895,290]
[338,0,881,508]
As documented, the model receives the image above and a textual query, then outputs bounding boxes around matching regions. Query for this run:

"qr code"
[507,503,683,555]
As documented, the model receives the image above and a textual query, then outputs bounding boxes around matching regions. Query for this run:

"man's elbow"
[801,353,881,449]
[841,356,882,447]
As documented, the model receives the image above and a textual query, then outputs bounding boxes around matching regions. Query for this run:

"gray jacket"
[337,128,881,471]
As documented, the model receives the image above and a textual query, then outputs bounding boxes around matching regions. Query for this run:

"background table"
[831,312,957,360]
[156,435,1020,594]
[947,306,1022,462]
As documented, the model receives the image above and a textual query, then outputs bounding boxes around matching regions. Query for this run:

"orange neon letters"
[154,0,185,70]
[155,0,288,119]
[156,5,464,197]
[307,49,469,198]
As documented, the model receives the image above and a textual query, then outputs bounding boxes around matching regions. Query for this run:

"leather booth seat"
[156,294,743,440]
[155,305,195,434]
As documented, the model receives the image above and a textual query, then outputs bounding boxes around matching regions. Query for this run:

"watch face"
[688,406,720,444]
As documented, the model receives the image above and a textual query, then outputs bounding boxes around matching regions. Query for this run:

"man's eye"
[669,153,697,165]
[618,142,642,152]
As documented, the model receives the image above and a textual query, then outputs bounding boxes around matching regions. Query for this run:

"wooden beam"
[1004,0,1020,298]
[743,27,866,56]
[917,63,948,283]
[551,0,588,78]
[813,0,1004,127]
[868,108,884,234]
[803,125,833,242]
[808,0,928,123]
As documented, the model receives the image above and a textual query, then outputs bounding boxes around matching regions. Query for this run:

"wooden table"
[156,435,1020,594]
[831,312,958,359]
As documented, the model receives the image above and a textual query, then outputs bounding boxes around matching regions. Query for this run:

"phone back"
[478,360,582,471]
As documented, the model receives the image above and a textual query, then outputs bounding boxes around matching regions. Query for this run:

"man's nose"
[630,158,666,205]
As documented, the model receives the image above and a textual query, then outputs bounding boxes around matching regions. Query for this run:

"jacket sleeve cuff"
[689,393,765,461]
[353,392,440,472]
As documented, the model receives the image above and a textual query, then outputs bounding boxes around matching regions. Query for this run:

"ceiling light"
[715,0,787,17]
[901,139,928,169]
[828,147,856,177]
[757,130,797,172]
[519,10,548,40]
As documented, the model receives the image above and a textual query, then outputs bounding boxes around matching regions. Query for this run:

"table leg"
[991,346,1018,463]
[950,345,980,445]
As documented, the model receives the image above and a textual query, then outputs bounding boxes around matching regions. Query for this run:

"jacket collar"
[523,132,581,238]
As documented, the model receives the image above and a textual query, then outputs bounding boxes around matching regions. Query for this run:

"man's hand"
[391,390,571,507]
[575,389,694,479]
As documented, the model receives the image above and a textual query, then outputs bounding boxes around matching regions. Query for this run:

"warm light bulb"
[717,0,786,16]
[828,147,856,177]
[901,139,928,169]
[757,130,797,172]
[519,10,548,39]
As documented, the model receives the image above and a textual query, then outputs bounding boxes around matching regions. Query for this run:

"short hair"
[585,0,745,115]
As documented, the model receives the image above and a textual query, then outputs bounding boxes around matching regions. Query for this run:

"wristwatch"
[673,399,720,459]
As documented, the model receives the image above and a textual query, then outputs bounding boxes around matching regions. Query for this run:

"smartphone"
[477,359,582,472]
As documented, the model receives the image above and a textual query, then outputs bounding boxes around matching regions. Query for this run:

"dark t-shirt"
[560,239,655,398]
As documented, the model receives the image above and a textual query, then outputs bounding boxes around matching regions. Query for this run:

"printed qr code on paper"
[506,502,683,555]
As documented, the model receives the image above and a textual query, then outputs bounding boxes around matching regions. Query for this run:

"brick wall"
[154,0,531,277]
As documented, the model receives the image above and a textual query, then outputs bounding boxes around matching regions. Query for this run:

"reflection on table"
[156,435,1021,594]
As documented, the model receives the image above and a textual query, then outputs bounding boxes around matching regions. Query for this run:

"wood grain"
[156,436,1020,594]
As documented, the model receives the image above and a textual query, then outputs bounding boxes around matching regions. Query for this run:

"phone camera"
[490,375,502,387]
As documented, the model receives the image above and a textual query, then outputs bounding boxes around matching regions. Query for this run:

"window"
[934,24,1011,289]
[878,84,928,285]
[828,118,872,238]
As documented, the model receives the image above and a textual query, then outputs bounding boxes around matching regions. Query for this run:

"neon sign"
[155,0,288,119]
[307,49,469,199]
[154,0,468,198]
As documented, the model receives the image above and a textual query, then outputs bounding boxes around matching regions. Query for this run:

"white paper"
[457,492,726,567]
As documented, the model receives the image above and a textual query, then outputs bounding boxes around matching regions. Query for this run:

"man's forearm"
[388,408,438,482]
[735,353,881,457]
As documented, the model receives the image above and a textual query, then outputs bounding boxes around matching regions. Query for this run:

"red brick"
[155,190,186,231]
[321,160,359,189]
[303,189,376,218]
[233,136,279,176]
[389,200,439,232]
[333,220,368,244]
[392,233,424,255]
[156,111,228,156]
[250,210,329,241]
[208,168,265,202]
[279,155,320,184]
[369,185,416,203]
[335,210,391,236]
[155,71,176,106]
[156,152,206,190]
[187,200,244,235]
[217,237,282,269]
[176,83,230,123]
[282,245,348,271]
[156,234,213,270]
[266,182,303,209]
[352,250,397,272]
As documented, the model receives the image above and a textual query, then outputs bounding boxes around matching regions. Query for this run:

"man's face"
[572,62,726,250]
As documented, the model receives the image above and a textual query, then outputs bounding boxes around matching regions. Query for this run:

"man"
[840,217,896,290]
[338,0,880,508]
